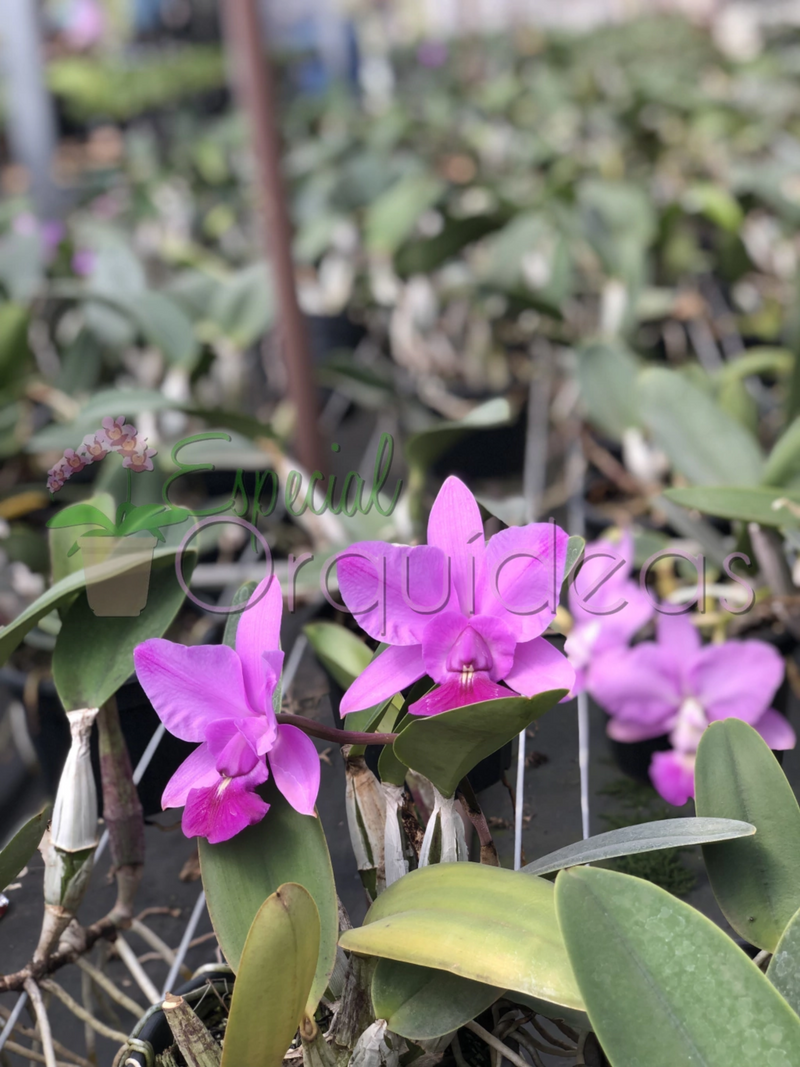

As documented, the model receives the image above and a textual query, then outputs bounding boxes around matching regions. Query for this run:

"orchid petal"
[337,542,450,645]
[409,675,509,717]
[606,718,671,743]
[268,724,320,816]
[754,708,796,750]
[340,644,425,715]
[693,639,784,724]
[426,476,485,615]
[649,750,695,807]
[235,575,283,714]
[134,640,252,739]
[588,644,681,729]
[205,719,260,778]
[162,743,219,809]
[655,611,701,657]
[479,522,569,642]
[504,636,575,697]
[262,650,285,712]
[182,761,269,843]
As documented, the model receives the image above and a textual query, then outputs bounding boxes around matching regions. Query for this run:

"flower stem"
[275,713,397,747]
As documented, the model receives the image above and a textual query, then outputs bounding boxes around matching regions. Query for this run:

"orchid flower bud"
[35,708,99,961]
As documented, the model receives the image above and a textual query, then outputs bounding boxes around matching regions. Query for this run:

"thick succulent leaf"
[663,486,800,527]
[199,782,337,1010]
[575,341,641,441]
[0,805,51,891]
[372,959,501,1040]
[393,691,565,798]
[303,622,373,691]
[339,863,583,1013]
[763,416,800,487]
[556,865,800,1067]
[521,817,755,877]
[638,367,764,485]
[767,905,800,1017]
[220,884,319,1067]
[695,720,800,952]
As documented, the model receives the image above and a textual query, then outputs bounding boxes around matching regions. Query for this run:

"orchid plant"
[5,467,800,1067]
[46,415,188,554]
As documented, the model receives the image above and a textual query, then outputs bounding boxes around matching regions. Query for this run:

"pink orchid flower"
[47,460,69,493]
[565,530,653,693]
[102,416,137,447]
[63,448,89,475]
[79,431,112,462]
[122,443,157,473]
[338,475,574,717]
[133,577,320,843]
[589,613,795,806]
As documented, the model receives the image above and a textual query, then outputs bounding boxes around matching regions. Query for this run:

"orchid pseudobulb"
[337,475,575,717]
[133,576,320,843]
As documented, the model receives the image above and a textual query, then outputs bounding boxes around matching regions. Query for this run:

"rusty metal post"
[223,0,324,475]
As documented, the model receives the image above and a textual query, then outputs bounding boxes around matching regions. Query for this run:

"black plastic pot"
[114,967,233,1067]
[0,667,193,818]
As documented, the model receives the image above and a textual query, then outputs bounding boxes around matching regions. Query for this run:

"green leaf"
[371,958,501,1040]
[695,719,800,952]
[0,544,186,666]
[116,504,190,537]
[662,485,800,527]
[128,291,199,368]
[556,865,800,1067]
[405,398,514,475]
[638,367,764,485]
[223,582,258,650]
[0,303,33,390]
[521,817,755,877]
[365,172,445,255]
[199,781,337,1010]
[47,504,117,533]
[220,883,320,1067]
[767,905,800,1016]
[682,182,743,232]
[714,348,793,387]
[0,804,51,891]
[339,863,583,1013]
[207,263,274,348]
[393,691,565,798]
[302,622,372,691]
[564,535,585,582]
[764,416,800,487]
[575,341,641,441]
[52,549,194,709]
[49,492,118,587]
[377,733,408,787]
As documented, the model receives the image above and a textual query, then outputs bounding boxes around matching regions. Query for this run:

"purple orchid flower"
[338,476,574,717]
[133,577,320,843]
[589,612,796,806]
[565,530,653,693]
